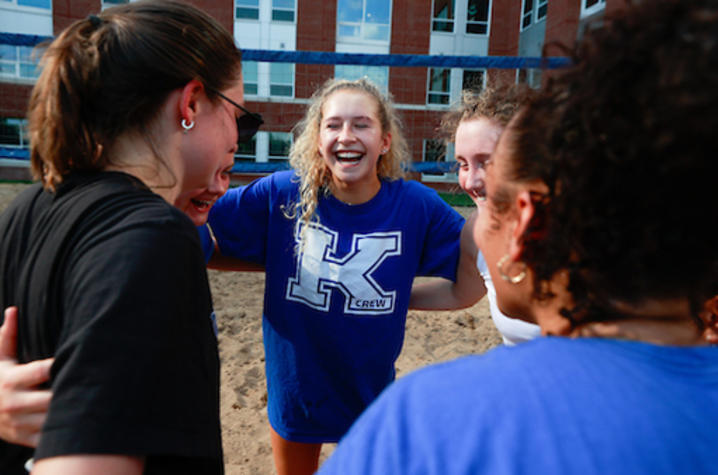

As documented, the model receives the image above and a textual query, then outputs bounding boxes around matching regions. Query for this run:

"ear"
[507,189,536,262]
[179,79,205,124]
[699,295,718,345]
[381,132,392,154]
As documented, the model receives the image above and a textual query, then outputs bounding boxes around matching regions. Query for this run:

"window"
[1,0,51,8]
[334,65,389,92]
[537,0,548,21]
[337,0,392,43]
[268,132,292,161]
[517,68,542,89]
[236,0,259,20]
[269,63,294,97]
[582,0,605,17]
[103,0,129,5]
[0,118,29,147]
[462,69,485,93]
[272,0,295,22]
[422,139,450,177]
[427,68,450,105]
[466,0,490,35]
[235,135,257,163]
[0,44,42,80]
[521,0,533,29]
[432,0,454,33]
[242,61,258,96]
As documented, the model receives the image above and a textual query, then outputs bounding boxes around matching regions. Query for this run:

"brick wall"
[295,0,336,99]
[389,0,430,105]
[487,0,521,86]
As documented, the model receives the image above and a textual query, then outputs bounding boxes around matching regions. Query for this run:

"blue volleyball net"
[0,32,569,175]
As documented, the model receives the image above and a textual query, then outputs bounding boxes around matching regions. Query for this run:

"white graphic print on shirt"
[286,223,401,315]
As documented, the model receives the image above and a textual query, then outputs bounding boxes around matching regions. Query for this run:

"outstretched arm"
[0,306,53,447]
[409,212,487,310]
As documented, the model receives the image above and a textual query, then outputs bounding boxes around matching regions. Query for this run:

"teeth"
[191,199,212,207]
[336,151,363,161]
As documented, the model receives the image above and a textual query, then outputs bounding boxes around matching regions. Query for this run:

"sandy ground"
[0,182,500,474]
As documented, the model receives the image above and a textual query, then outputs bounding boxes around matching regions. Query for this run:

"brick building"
[0,0,624,186]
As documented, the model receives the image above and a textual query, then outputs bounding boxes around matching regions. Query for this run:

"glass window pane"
[338,0,362,22]
[429,68,450,93]
[365,0,390,24]
[270,85,293,96]
[537,3,547,19]
[523,0,534,15]
[463,70,484,91]
[273,0,293,8]
[18,46,36,62]
[238,0,259,6]
[466,23,487,35]
[270,63,292,83]
[432,20,453,32]
[269,132,291,158]
[585,0,599,7]
[244,84,258,95]
[19,63,39,78]
[364,24,389,41]
[0,45,18,61]
[428,93,449,105]
[103,0,129,4]
[272,9,294,21]
[467,0,489,21]
[236,135,256,157]
[423,140,446,176]
[434,0,454,20]
[335,65,388,92]
[0,63,16,76]
[18,0,51,8]
[338,24,360,38]
[0,118,23,146]
[242,61,258,84]
[237,7,259,19]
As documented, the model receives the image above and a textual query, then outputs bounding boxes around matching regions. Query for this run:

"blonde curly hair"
[287,77,410,244]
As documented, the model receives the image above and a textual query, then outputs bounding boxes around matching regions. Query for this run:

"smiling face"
[174,77,243,225]
[455,117,504,205]
[317,89,391,204]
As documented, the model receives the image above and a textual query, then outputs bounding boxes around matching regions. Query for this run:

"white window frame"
[520,0,534,30]
[427,67,451,106]
[431,0,455,33]
[236,0,259,20]
[269,62,294,98]
[536,0,548,22]
[581,0,605,18]
[337,0,393,44]
[465,0,491,36]
[0,44,42,81]
[271,0,295,22]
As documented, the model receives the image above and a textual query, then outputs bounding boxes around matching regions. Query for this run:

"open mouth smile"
[335,151,364,163]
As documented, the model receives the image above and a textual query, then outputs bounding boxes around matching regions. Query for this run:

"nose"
[208,172,230,196]
[466,166,486,193]
[338,123,355,143]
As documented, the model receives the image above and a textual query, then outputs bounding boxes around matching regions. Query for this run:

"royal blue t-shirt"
[207,171,464,442]
[319,337,718,474]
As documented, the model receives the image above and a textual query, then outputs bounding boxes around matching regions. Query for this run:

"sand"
[0,182,501,474]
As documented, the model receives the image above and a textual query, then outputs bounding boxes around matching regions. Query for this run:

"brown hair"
[28,0,242,189]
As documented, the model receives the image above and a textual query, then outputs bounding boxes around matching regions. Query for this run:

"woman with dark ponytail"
[0,1,255,473]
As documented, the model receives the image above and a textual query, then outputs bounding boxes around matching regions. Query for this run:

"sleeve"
[35,215,221,466]
[207,175,273,264]
[414,189,465,281]
[197,224,215,263]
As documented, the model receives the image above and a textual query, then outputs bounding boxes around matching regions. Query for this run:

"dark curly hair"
[496,0,718,326]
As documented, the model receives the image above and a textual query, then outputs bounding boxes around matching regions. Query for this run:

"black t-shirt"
[0,172,223,474]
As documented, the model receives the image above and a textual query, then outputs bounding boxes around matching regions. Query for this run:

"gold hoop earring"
[497,254,527,284]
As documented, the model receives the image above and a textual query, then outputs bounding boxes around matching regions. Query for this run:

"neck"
[103,134,181,205]
[329,177,381,205]
[530,274,706,346]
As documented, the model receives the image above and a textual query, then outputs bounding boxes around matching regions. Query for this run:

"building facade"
[0,0,624,187]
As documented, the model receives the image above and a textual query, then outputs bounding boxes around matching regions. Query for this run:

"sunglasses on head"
[209,88,264,144]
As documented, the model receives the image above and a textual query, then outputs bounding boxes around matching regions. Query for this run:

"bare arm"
[0,307,53,447]
[409,212,487,310]
[32,454,144,475]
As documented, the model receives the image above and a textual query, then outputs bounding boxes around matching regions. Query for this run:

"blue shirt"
[320,337,718,474]
[206,171,464,442]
